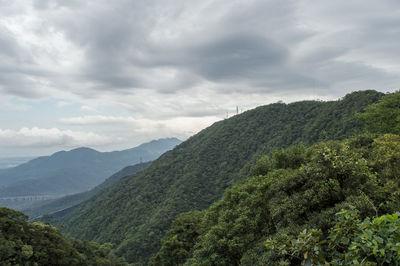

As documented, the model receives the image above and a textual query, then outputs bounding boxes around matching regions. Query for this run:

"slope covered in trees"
[23,162,151,218]
[152,91,400,265]
[0,207,127,265]
[152,134,400,265]
[47,90,383,264]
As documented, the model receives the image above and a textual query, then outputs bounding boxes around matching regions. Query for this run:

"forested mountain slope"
[0,138,180,207]
[23,162,151,218]
[152,91,400,265]
[152,134,400,265]
[49,90,383,264]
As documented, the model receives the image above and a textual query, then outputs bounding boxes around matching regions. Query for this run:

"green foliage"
[154,134,400,265]
[47,90,383,264]
[356,90,400,134]
[271,144,307,170]
[348,212,400,264]
[371,134,400,182]
[149,211,205,266]
[251,144,307,176]
[251,155,272,176]
[265,208,400,265]
[264,228,326,265]
[0,207,127,265]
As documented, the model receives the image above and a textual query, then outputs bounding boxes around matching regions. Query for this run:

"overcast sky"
[0,0,399,157]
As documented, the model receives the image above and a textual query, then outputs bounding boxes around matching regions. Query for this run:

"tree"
[0,207,127,265]
[357,91,400,134]
[265,208,400,265]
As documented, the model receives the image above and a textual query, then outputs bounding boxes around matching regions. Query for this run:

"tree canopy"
[356,90,400,135]
[0,207,127,265]
[151,134,400,265]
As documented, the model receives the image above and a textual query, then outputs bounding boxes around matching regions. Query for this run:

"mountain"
[0,138,181,210]
[152,134,400,265]
[47,90,383,264]
[152,92,400,265]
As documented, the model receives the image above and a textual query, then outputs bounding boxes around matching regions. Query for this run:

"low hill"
[49,90,383,264]
[0,138,181,210]
[23,162,151,218]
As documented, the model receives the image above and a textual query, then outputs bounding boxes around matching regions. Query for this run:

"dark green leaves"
[155,134,400,265]
[0,207,127,265]
[357,91,400,135]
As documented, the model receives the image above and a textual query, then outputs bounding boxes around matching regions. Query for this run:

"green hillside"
[49,90,383,264]
[152,134,400,265]
[23,162,151,218]
[153,91,400,265]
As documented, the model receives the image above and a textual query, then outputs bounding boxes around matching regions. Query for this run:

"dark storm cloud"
[53,0,398,98]
[188,33,289,81]
[29,0,297,94]
[1,0,400,102]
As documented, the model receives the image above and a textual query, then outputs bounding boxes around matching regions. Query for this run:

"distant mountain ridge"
[0,138,181,209]
[48,90,384,264]
[0,157,34,169]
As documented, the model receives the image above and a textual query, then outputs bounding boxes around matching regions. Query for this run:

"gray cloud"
[0,26,46,98]
[187,33,289,82]
[1,0,400,155]
[33,0,82,10]
[0,0,400,156]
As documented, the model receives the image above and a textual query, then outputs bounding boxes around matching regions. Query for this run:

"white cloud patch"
[0,127,115,148]
[56,101,72,107]
[60,115,137,125]
[80,105,98,112]
[59,115,219,142]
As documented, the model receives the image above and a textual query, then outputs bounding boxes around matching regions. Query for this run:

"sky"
[0,0,399,157]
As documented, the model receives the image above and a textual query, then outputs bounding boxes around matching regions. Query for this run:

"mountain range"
[45,90,383,264]
[0,138,181,210]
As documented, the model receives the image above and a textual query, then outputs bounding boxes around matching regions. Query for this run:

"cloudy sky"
[0,0,399,157]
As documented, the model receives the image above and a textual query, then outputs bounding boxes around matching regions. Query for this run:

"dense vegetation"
[357,90,400,135]
[265,208,400,265]
[46,90,383,264]
[0,207,127,265]
[151,91,400,265]
[0,138,180,210]
[24,162,151,218]
[151,134,400,265]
